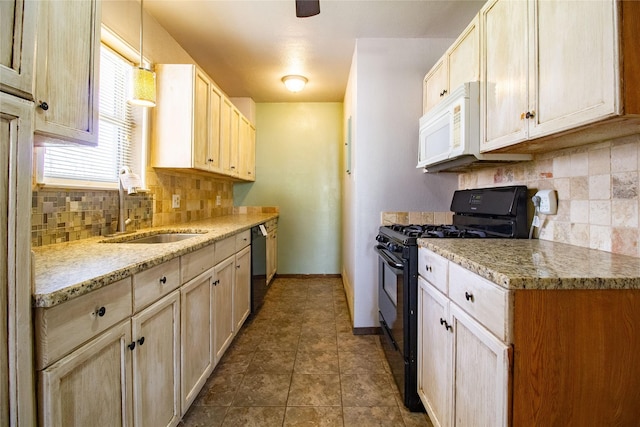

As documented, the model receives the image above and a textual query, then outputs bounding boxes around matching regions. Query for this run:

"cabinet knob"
[97,306,106,317]
[520,111,536,120]
[137,337,145,346]
[38,101,49,111]
[464,291,474,302]
[230,166,236,169]
[128,342,136,351]
[208,158,214,162]
[159,276,167,284]
[439,89,447,97]
[439,318,452,331]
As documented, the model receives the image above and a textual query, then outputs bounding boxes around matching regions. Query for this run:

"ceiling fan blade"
[296,0,320,18]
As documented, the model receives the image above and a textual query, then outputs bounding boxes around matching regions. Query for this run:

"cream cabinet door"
[1,93,35,427]
[131,291,181,427]
[209,85,223,172]
[219,97,233,175]
[180,271,215,411]
[38,321,133,427]
[451,305,510,427]
[0,0,37,99]
[34,0,100,146]
[229,106,240,176]
[238,116,256,181]
[423,58,448,115]
[234,246,252,331]
[448,14,479,94]
[193,69,211,171]
[529,0,617,139]
[266,229,278,285]
[418,277,452,427]
[480,0,528,151]
[214,255,235,361]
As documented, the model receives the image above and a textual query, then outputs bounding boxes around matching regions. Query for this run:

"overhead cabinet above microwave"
[480,0,640,154]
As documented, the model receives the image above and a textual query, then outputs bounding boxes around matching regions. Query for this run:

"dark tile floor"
[179,277,434,427]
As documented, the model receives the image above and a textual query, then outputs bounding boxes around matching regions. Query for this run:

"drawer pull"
[38,101,49,111]
[464,291,474,302]
[128,342,136,351]
[137,337,145,346]
[95,306,106,317]
[426,265,432,272]
[159,276,167,284]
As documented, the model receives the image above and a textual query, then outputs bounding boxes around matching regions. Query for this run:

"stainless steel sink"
[102,232,206,244]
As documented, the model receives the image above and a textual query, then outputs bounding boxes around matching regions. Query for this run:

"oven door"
[375,245,405,358]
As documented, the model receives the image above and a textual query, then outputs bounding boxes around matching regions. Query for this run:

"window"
[37,34,147,189]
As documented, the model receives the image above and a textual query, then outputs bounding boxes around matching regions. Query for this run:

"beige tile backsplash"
[458,134,640,258]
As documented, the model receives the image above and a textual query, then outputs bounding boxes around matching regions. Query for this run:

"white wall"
[342,38,459,328]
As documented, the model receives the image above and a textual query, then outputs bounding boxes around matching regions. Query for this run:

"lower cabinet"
[38,321,134,426]
[37,227,263,426]
[266,224,278,285]
[131,291,181,427]
[213,255,235,361]
[180,271,215,412]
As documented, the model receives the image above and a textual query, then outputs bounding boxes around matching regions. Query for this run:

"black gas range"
[375,185,528,411]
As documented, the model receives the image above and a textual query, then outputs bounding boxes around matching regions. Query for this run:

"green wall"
[234,103,343,274]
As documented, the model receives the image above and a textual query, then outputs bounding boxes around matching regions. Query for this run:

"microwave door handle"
[374,246,405,270]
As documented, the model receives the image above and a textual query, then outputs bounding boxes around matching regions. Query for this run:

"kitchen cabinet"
[418,245,640,426]
[38,321,133,427]
[154,64,255,181]
[234,245,252,331]
[417,249,510,427]
[266,220,278,285]
[422,14,479,115]
[238,116,256,181]
[480,0,640,153]
[213,255,235,361]
[1,93,35,426]
[180,270,215,411]
[0,0,38,99]
[131,291,181,427]
[34,0,100,146]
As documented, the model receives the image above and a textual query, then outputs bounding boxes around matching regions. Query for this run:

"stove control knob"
[376,234,387,243]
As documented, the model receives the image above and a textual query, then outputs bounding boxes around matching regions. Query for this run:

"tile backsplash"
[32,169,234,247]
[458,134,640,258]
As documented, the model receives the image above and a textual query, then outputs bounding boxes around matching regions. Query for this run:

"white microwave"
[417,82,530,172]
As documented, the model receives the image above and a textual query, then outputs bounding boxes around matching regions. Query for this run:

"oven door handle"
[379,315,399,352]
[374,245,405,270]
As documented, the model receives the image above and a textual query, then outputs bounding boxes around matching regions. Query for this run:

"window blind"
[43,45,135,183]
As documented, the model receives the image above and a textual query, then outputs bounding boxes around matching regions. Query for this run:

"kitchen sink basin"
[102,232,206,244]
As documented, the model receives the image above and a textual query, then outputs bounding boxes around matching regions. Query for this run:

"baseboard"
[353,327,382,335]
[274,273,342,279]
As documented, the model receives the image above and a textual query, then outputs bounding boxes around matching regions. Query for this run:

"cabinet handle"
[236,265,241,269]
[464,291,474,302]
[159,276,167,284]
[439,89,447,97]
[96,306,106,317]
[38,101,49,111]
[213,279,220,286]
[137,337,145,346]
[208,158,214,162]
[425,265,432,272]
[440,318,452,331]
[520,111,536,120]
[230,166,236,169]
[128,342,136,351]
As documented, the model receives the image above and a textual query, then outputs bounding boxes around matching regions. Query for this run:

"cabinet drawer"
[235,230,250,251]
[133,258,181,311]
[215,235,235,264]
[35,278,132,369]
[181,244,215,283]
[449,262,511,342]
[418,247,448,294]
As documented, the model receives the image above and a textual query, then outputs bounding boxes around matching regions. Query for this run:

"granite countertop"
[32,213,278,308]
[418,238,640,291]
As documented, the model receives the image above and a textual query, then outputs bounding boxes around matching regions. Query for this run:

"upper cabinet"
[34,0,101,146]
[480,0,640,153]
[0,0,38,99]
[422,15,479,115]
[152,64,255,182]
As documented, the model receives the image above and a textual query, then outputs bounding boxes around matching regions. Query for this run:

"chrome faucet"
[118,167,138,233]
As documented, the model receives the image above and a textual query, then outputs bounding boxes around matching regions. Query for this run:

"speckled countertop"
[32,213,278,308]
[418,239,640,291]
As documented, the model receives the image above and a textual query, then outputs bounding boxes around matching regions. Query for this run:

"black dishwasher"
[250,225,268,313]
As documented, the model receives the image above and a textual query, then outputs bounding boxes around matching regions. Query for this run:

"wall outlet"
[172,194,180,208]
[215,195,221,206]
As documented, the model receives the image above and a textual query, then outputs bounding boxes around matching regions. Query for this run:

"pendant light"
[130,0,156,107]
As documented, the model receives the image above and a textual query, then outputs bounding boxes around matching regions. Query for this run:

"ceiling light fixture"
[281,75,308,93]
[130,0,156,107]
